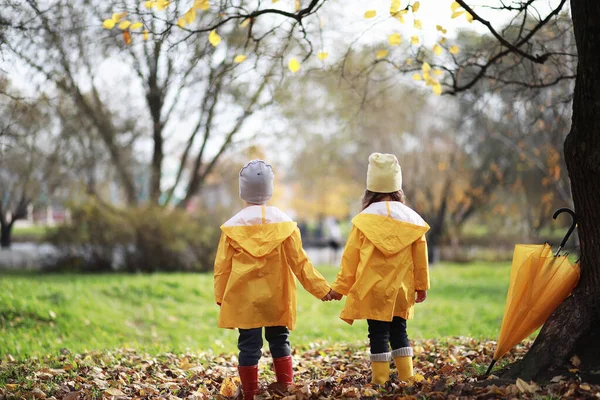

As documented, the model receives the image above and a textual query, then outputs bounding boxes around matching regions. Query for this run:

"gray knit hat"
[239,160,274,204]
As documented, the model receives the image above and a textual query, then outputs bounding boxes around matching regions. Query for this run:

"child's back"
[215,205,329,329]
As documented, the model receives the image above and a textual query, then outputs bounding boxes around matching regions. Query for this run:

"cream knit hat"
[366,153,403,193]
[239,160,274,204]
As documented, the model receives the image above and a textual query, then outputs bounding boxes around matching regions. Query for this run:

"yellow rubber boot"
[392,347,414,381]
[370,353,391,384]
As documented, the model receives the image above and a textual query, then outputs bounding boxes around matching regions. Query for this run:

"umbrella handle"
[553,208,577,256]
[484,359,497,378]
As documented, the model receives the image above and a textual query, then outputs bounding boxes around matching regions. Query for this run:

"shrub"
[45,200,222,273]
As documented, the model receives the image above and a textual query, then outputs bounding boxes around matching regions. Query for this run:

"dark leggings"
[238,326,291,366]
[367,317,410,354]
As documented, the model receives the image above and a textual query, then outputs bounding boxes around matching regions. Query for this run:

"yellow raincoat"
[214,206,331,330]
[332,201,430,324]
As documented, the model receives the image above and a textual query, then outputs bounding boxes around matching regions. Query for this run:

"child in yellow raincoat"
[330,153,430,384]
[214,160,333,399]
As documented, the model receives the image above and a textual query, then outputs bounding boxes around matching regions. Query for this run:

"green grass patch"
[12,225,54,241]
[0,263,511,359]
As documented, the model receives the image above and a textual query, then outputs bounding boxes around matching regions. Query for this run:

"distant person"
[328,153,430,384]
[213,159,333,400]
[324,216,343,265]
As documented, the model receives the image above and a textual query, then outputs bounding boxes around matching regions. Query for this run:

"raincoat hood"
[352,201,429,256]
[221,206,297,258]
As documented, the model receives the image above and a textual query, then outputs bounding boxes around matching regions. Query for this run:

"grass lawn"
[0,263,511,359]
[12,226,53,241]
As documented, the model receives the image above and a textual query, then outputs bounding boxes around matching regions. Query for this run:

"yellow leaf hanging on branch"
[412,73,422,81]
[144,1,156,9]
[184,9,197,24]
[364,10,377,18]
[130,22,144,30]
[411,35,419,45]
[318,52,329,60]
[432,81,442,95]
[102,19,116,29]
[414,19,422,29]
[143,29,150,40]
[376,49,389,59]
[118,20,131,30]
[177,18,186,28]
[451,1,461,11]
[466,12,474,22]
[194,0,210,10]
[234,55,247,63]
[449,45,460,54]
[288,58,301,72]
[241,18,251,27]
[209,30,221,46]
[295,0,301,11]
[390,0,401,15]
[112,12,127,22]
[433,44,443,55]
[451,10,465,18]
[157,0,170,11]
[412,1,420,12]
[422,62,431,73]
[388,33,402,46]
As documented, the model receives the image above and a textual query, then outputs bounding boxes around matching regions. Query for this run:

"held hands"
[415,290,427,303]
[322,289,343,302]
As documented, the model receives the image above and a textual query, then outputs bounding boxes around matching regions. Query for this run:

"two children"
[213,154,430,399]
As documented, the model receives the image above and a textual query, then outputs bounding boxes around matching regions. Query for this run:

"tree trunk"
[1,222,13,249]
[501,0,600,381]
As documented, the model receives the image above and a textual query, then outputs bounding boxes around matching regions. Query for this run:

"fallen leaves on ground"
[1,338,598,399]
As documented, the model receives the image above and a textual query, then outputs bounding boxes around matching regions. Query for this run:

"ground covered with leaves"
[2,338,599,399]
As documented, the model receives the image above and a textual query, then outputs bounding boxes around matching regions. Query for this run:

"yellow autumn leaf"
[433,44,443,56]
[423,71,431,81]
[208,30,221,46]
[449,45,460,54]
[432,82,442,95]
[295,0,300,11]
[433,69,443,76]
[130,22,144,30]
[157,0,170,10]
[143,29,149,40]
[105,388,126,397]
[422,62,431,72]
[390,0,401,14]
[466,11,474,22]
[177,18,186,28]
[219,378,238,397]
[451,10,465,18]
[234,55,247,63]
[288,57,301,73]
[451,1,461,11]
[388,33,402,46]
[395,14,405,23]
[411,35,419,45]
[412,1,420,12]
[406,58,413,65]
[118,20,131,30]
[364,10,377,18]
[184,8,197,24]
[436,24,444,31]
[241,18,251,27]
[412,73,422,81]
[414,19,422,29]
[194,0,210,10]
[144,1,156,9]
[102,19,116,29]
[112,12,126,22]
[439,37,447,45]
[318,52,328,60]
[376,49,389,59]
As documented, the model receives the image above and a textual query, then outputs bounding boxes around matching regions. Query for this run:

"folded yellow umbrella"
[486,208,581,376]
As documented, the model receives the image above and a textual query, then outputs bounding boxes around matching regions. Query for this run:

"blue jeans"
[238,326,291,366]
[367,317,410,354]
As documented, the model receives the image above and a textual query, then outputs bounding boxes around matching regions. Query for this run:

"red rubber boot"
[273,356,294,385]
[237,365,259,399]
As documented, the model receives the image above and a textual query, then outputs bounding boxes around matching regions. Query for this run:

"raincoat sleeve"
[214,233,234,304]
[412,234,430,291]
[331,226,361,295]
[284,229,331,299]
